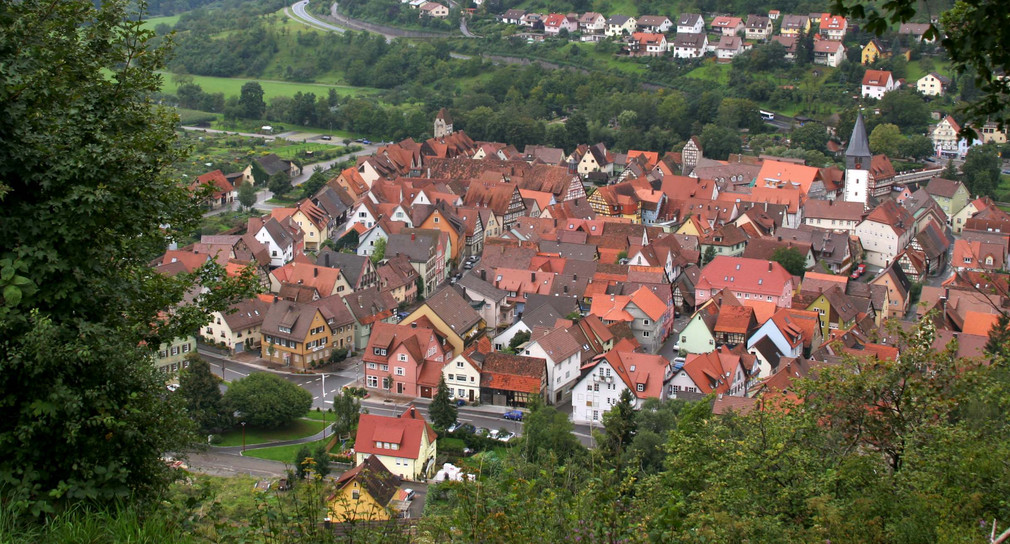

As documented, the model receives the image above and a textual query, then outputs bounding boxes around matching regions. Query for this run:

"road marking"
[324,400,333,404]
[313,396,319,400]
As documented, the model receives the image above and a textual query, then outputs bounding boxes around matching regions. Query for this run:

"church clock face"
[855,161,862,169]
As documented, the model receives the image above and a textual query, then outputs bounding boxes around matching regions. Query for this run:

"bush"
[329,348,349,363]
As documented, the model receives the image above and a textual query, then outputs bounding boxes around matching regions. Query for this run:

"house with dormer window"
[354,406,437,481]
[572,342,670,423]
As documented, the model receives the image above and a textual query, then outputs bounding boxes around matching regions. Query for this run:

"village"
[152,103,1010,519]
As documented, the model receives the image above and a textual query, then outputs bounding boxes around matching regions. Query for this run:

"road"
[289,0,347,33]
[186,450,290,477]
[198,348,362,409]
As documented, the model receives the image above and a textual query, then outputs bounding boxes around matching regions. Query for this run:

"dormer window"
[637,384,645,392]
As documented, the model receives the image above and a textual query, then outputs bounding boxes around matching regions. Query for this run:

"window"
[458,388,465,397]
[643,331,650,337]
[643,319,650,325]
[592,410,599,421]
[367,375,378,387]
[367,363,377,369]
[395,367,405,376]
[448,374,454,380]
[398,353,407,362]
[637,384,645,392]
[381,364,388,372]
[593,383,599,392]
[182,344,191,353]
[456,361,464,368]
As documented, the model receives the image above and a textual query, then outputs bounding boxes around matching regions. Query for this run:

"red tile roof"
[354,411,436,461]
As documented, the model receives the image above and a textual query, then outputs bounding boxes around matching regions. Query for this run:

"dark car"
[362,139,372,144]
[503,410,524,421]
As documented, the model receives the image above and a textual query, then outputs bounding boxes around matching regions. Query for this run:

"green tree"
[267,171,291,197]
[790,123,829,153]
[699,124,742,160]
[429,376,458,431]
[294,445,312,479]
[595,389,637,473]
[868,123,903,157]
[941,159,961,181]
[961,142,1002,198]
[300,168,328,200]
[897,134,935,159]
[330,391,361,437]
[506,330,531,354]
[223,373,312,428]
[701,245,717,266]
[0,0,257,515]
[771,246,807,276]
[237,181,257,210]
[877,90,930,134]
[313,442,331,479]
[520,396,585,463]
[370,237,386,264]
[239,81,266,120]
[178,354,228,434]
[565,112,589,150]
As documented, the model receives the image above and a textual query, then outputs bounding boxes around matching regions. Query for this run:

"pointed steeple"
[845,112,871,169]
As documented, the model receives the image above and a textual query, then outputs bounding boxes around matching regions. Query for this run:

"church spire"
[845,112,871,169]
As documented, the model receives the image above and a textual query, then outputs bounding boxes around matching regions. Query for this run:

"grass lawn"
[686,60,730,85]
[140,14,180,31]
[266,193,302,206]
[216,418,327,447]
[158,72,380,102]
[439,437,466,450]
[243,437,331,463]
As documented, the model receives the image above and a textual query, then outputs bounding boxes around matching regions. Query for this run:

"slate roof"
[335,454,402,507]
[343,287,398,326]
[846,113,871,158]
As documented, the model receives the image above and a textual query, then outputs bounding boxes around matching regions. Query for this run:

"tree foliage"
[267,171,291,197]
[238,81,266,120]
[223,373,312,429]
[771,246,807,276]
[237,181,257,210]
[961,142,1002,198]
[370,237,386,264]
[429,376,458,431]
[520,396,585,464]
[330,392,361,437]
[868,123,903,157]
[178,354,228,434]
[0,0,256,515]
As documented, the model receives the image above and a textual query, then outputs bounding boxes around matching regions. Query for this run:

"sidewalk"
[209,348,361,376]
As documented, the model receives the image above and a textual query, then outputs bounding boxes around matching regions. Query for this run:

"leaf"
[4,284,21,306]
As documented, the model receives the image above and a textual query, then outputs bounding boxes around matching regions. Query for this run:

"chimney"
[768,262,773,272]
[273,296,279,303]
[480,269,486,281]
[325,253,330,267]
[313,268,318,277]
[531,272,535,282]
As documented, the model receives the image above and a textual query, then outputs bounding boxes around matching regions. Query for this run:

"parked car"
[503,410,524,421]
[495,430,515,442]
[448,422,475,434]
[455,399,467,407]
[362,139,372,144]
[857,263,867,274]
[320,135,332,140]
[166,383,179,392]
[404,488,415,501]
[463,262,473,270]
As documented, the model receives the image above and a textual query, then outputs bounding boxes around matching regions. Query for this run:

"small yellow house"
[418,206,463,263]
[861,38,891,65]
[800,286,859,338]
[327,455,403,523]
[354,407,438,481]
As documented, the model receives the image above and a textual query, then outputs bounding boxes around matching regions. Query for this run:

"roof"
[863,199,914,236]
[813,39,845,53]
[342,287,398,325]
[711,15,743,27]
[220,297,271,331]
[925,177,965,199]
[803,199,865,221]
[421,286,483,335]
[696,256,793,297]
[846,113,871,158]
[714,305,756,334]
[354,411,436,461]
[335,454,402,506]
[678,13,702,26]
[533,325,582,362]
[862,69,893,87]
[755,159,821,195]
[480,353,545,393]
[595,349,668,399]
[681,346,749,395]
[261,300,322,342]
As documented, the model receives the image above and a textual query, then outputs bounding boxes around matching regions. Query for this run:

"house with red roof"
[695,256,795,308]
[710,15,744,36]
[746,308,823,377]
[861,69,897,99]
[354,406,437,481]
[191,170,236,210]
[629,32,668,56]
[668,345,754,397]
[270,261,351,297]
[854,199,915,267]
[572,344,670,423]
[479,352,547,407]
[363,321,448,398]
[588,286,668,352]
[543,13,577,34]
[819,14,847,40]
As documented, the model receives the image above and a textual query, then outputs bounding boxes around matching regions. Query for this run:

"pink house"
[363,322,448,398]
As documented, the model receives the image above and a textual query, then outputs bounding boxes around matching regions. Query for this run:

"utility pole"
[322,373,326,440]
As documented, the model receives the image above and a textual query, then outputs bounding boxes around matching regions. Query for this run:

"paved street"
[186,450,290,478]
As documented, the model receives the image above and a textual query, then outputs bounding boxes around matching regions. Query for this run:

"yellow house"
[861,38,891,65]
[327,455,402,523]
[354,407,438,481]
[676,215,706,237]
[260,298,355,370]
[479,209,501,239]
[801,286,859,338]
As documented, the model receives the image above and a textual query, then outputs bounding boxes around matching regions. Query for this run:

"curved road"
[289,0,347,33]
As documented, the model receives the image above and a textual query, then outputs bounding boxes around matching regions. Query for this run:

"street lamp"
[322,372,327,440]
[241,421,247,452]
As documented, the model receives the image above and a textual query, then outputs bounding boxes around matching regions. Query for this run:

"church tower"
[843,112,871,208]
[434,108,453,139]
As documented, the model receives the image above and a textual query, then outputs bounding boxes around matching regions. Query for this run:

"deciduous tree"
[0,0,256,515]
[771,246,807,276]
[239,81,266,120]
[223,373,312,429]
[178,354,229,434]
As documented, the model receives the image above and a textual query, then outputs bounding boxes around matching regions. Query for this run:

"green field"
[159,72,380,101]
[141,14,180,31]
[242,437,331,463]
[216,418,327,447]
[686,61,731,85]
